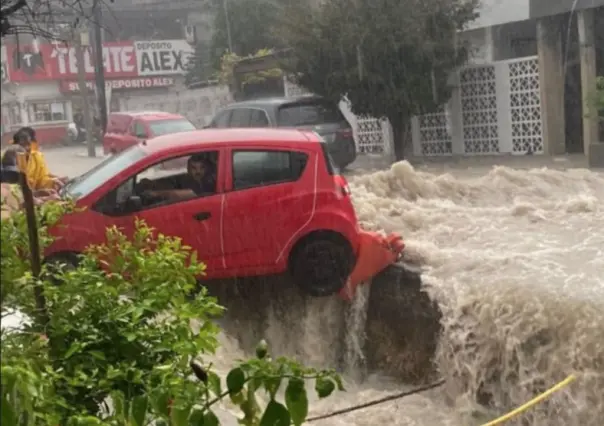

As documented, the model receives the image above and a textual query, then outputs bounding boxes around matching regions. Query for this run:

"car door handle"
[193,212,211,221]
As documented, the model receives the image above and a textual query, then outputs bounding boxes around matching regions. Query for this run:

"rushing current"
[208,159,604,426]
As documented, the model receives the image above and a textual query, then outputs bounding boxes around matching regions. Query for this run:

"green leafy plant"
[216,49,281,86]
[279,0,480,159]
[1,205,342,425]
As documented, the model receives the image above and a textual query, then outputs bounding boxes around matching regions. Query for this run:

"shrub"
[1,203,341,425]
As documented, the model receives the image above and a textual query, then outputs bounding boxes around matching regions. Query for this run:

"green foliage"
[209,0,289,70]
[185,42,215,87]
[1,204,342,425]
[280,0,480,158]
[1,197,68,308]
[216,49,282,87]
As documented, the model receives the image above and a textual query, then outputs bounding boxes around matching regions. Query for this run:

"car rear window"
[277,100,346,127]
[149,119,196,136]
[107,115,132,133]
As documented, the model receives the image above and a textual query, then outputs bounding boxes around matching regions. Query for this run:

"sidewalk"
[44,146,106,177]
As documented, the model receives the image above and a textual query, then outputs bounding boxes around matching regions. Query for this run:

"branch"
[1,0,27,17]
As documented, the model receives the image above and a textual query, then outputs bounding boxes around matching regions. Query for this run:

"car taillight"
[337,128,353,139]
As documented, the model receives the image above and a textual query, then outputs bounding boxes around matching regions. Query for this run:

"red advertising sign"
[4,39,193,83]
[60,77,175,92]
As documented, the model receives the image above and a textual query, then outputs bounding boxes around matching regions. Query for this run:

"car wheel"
[44,252,81,284]
[290,237,355,297]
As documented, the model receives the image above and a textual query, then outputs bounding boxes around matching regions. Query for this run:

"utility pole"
[223,0,233,53]
[93,0,108,135]
[74,31,96,157]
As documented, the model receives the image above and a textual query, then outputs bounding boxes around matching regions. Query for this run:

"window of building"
[27,101,67,123]
[232,150,308,190]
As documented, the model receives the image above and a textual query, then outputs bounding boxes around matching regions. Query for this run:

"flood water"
[206,157,604,426]
[31,152,604,425]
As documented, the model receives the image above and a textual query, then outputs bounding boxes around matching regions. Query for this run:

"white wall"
[11,81,62,102]
[120,85,232,128]
[468,0,531,30]
[461,28,494,64]
[2,81,71,127]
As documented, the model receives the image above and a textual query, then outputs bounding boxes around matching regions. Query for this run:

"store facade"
[1,39,193,145]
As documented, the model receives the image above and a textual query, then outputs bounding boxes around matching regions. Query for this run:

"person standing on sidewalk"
[7,128,67,191]
[1,144,61,219]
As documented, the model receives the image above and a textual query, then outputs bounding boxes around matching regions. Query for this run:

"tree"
[1,0,113,38]
[185,41,214,87]
[279,0,480,160]
[209,0,287,70]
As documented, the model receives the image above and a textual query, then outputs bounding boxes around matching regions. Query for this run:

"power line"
[306,379,446,422]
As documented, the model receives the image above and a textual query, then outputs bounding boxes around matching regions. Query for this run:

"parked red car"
[103,111,196,155]
[49,129,403,297]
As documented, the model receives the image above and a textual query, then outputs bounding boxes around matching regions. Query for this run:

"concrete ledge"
[588,143,604,168]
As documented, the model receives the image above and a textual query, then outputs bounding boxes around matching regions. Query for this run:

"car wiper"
[59,176,79,197]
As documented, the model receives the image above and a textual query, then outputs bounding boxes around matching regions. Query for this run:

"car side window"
[249,109,270,127]
[212,110,231,128]
[229,108,252,128]
[134,121,146,138]
[94,150,220,216]
[232,150,309,191]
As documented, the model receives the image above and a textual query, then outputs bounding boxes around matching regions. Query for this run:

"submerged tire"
[44,252,81,284]
[290,237,354,297]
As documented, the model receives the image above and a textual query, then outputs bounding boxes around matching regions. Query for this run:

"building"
[0,0,210,146]
[410,0,603,165]
[1,38,194,145]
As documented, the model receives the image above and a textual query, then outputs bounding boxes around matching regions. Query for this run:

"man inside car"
[141,154,216,203]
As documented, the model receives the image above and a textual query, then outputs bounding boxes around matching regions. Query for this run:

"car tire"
[44,252,81,284]
[290,236,355,297]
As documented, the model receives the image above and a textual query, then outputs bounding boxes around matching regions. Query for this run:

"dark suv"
[207,96,357,169]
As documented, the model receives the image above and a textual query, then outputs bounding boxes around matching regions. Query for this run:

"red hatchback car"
[103,111,196,155]
[48,128,363,296]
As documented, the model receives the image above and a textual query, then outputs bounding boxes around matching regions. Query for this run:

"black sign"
[11,47,45,75]
[139,50,186,73]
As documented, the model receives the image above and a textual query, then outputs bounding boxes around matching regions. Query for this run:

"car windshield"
[149,119,196,136]
[277,100,345,127]
[62,146,148,200]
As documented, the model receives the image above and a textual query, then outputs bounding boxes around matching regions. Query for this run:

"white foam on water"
[208,161,604,426]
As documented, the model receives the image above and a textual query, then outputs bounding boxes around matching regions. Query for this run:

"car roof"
[222,95,325,110]
[144,128,318,154]
[110,111,185,121]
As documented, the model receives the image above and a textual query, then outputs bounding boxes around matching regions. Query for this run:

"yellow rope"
[481,374,577,426]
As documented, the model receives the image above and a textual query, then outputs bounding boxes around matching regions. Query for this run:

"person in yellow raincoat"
[10,128,67,191]
[1,145,61,219]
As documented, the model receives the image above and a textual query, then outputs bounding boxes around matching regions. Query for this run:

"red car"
[49,129,403,297]
[103,111,196,155]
